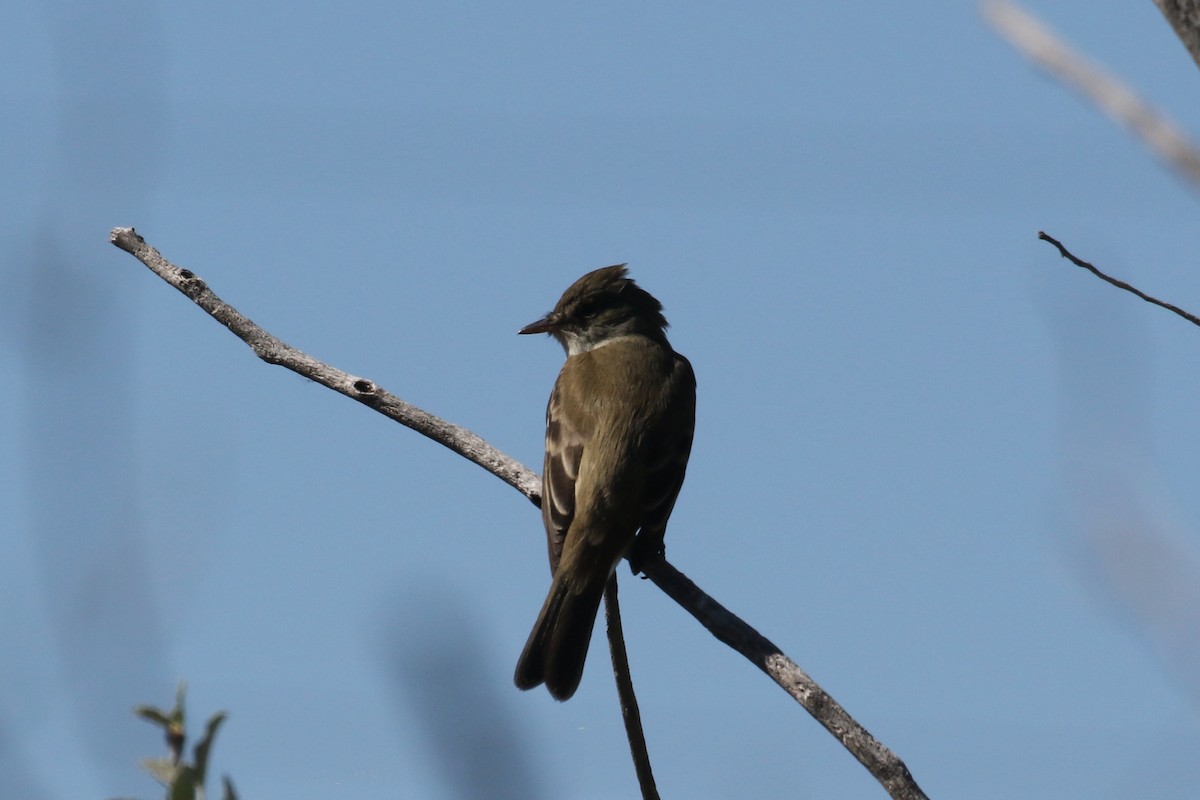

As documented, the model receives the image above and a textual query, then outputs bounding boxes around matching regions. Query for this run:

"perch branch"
[643,558,926,800]
[1038,231,1200,327]
[110,226,928,800]
[107,227,540,501]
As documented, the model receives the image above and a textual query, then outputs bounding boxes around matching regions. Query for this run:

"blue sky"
[3,3,1200,798]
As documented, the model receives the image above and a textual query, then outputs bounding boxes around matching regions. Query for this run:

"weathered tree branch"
[984,0,1200,189]
[107,226,541,501]
[109,226,929,800]
[1038,231,1200,327]
[643,558,925,800]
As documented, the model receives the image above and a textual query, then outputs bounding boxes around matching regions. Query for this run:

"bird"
[514,264,696,700]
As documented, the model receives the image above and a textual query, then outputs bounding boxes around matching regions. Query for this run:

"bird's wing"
[629,352,696,566]
[542,380,586,573]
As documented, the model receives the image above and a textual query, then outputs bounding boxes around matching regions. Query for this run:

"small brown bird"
[515,265,696,700]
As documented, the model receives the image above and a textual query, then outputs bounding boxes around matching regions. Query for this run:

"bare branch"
[983,0,1200,189]
[643,559,928,800]
[108,226,541,502]
[1038,231,1200,327]
[110,226,929,800]
[1154,0,1200,75]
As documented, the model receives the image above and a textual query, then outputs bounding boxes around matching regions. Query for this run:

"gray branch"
[107,227,539,501]
[644,559,926,800]
[109,226,929,800]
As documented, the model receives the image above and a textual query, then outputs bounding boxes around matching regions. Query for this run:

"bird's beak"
[518,314,555,335]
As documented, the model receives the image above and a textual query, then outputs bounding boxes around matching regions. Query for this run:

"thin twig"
[983,0,1200,189]
[605,576,659,800]
[1038,231,1200,327]
[110,226,929,800]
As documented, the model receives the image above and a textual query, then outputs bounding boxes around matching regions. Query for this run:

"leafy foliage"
[120,684,236,800]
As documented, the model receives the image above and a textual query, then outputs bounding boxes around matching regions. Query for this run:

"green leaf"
[192,711,228,784]
[135,706,173,729]
[170,764,197,800]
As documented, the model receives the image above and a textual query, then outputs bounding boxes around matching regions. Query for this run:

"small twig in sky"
[1038,231,1200,328]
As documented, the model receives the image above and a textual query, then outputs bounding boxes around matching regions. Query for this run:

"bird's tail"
[514,569,608,701]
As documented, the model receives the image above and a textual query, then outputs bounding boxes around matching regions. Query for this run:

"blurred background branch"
[984,0,1200,188]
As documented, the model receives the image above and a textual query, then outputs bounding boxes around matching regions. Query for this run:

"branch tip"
[110,226,145,253]
[1037,231,1069,258]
